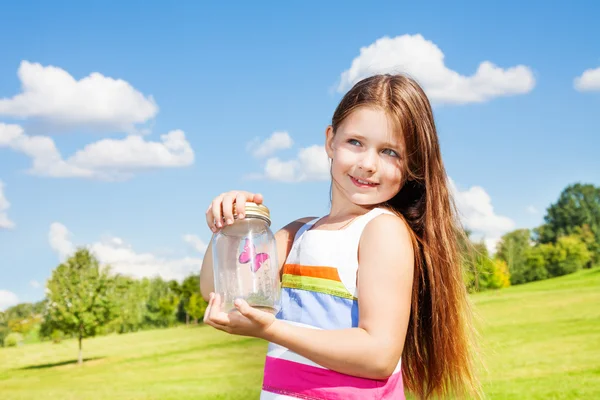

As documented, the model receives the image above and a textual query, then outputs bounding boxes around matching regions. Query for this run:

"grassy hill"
[1,268,598,399]
[472,267,599,399]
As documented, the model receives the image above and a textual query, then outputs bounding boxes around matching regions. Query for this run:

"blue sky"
[1,0,599,309]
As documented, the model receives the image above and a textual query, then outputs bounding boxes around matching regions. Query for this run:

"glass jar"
[211,202,280,314]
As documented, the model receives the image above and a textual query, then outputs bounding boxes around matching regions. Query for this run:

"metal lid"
[234,201,271,225]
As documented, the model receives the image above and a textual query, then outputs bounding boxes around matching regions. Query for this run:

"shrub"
[489,259,511,289]
[4,332,24,347]
[51,330,64,344]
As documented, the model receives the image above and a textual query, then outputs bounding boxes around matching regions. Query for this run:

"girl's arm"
[206,213,414,379]
[199,238,216,302]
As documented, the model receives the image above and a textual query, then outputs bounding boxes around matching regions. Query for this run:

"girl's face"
[326,106,404,208]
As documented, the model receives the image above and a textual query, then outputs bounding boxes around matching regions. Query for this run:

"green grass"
[472,267,600,399]
[0,326,267,399]
[1,268,598,399]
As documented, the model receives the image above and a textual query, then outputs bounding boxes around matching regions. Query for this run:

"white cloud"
[0,123,194,180]
[68,130,194,170]
[0,180,15,229]
[49,222,76,261]
[264,158,302,182]
[263,145,330,182]
[183,234,208,254]
[449,178,515,253]
[49,223,205,282]
[30,280,41,288]
[0,290,19,311]
[574,67,600,92]
[1,123,95,178]
[337,34,535,104]
[527,205,538,214]
[247,131,293,158]
[0,61,157,133]
[0,123,22,145]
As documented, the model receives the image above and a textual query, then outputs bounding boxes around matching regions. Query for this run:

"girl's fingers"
[222,192,239,226]
[204,293,229,331]
[205,191,264,232]
[207,320,230,332]
[252,193,264,205]
[235,192,247,219]
[209,313,231,326]
[236,191,263,219]
[203,293,213,323]
[205,205,217,233]
[210,293,223,314]
[211,194,226,229]
[208,294,230,325]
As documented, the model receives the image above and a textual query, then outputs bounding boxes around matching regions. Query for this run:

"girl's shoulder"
[359,209,414,255]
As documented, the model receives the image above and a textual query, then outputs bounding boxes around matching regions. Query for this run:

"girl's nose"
[358,151,377,172]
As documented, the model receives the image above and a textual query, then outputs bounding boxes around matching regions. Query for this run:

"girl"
[200,74,479,399]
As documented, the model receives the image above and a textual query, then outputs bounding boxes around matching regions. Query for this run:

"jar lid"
[234,201,271,225]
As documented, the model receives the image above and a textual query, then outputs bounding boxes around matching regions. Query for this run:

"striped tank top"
[260,207,405,400]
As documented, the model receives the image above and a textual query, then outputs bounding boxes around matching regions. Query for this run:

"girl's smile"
[349,175,379,188]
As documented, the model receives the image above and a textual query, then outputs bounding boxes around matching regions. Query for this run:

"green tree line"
[464,183,599,290]
[1,249,208,362]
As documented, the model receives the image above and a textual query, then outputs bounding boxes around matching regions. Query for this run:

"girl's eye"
[348,139,361,146]
[382,148,399,157]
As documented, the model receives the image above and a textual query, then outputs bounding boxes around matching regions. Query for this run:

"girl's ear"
[325,125,335,159]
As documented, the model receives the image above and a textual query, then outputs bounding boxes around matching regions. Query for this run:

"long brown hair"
[331,74,480,399]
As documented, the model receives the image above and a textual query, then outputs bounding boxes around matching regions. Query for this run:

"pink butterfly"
[239,238,270,272]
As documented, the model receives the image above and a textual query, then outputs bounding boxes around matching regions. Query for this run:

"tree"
[8,314,42,335]
[180,275,200,324]
[169,280,182,296]
[462,242,506,292]
[186,293,208,324]
[0,311,8,347]
[573,224,598,267]
[536,183,600,263]
[144,277,180,328]
[495,229,532,285]
[529,235,591,278]
[1,302,42,346]
[523,246,549,282]
[106,276,148,334]
[3,303,35,320]
[41,248,118,365]
[488,259,511,289]
[549,235,591,277]
[473,244,495,291]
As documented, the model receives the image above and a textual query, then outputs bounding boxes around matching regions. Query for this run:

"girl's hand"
[205,190,264,233]
[203,293,276,339]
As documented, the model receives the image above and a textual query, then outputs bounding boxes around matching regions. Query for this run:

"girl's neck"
[328,192,375,221]
[312,196,376,231]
